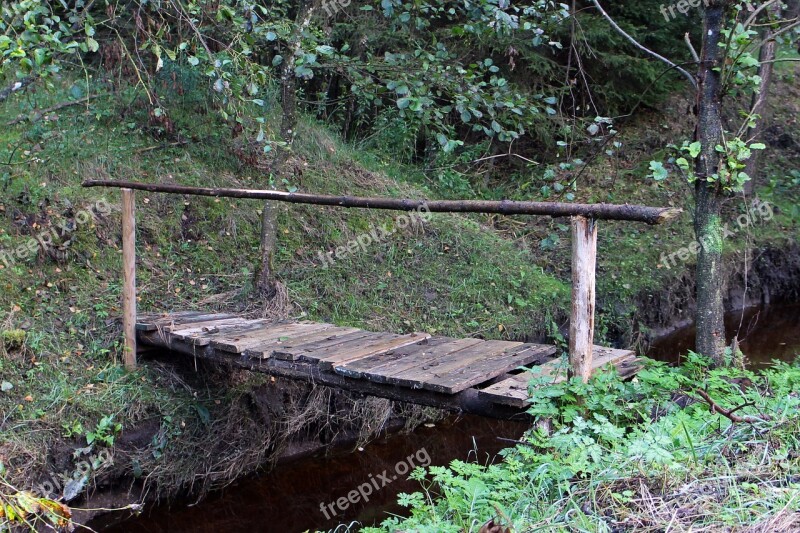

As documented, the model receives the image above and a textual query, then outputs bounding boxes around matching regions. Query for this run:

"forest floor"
[0,61,798,530]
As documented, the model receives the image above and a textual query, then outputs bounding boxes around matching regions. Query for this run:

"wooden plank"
[244,326,361,359]
[343,337,485,383]
[315,332,432,371]
[136,313,239,332]
[335,337,464,379]
[272,330,375,361]
[122,189,136,370]
[569,216,598,382]
[479,348,638,407]
[383,340,524,389]
[294,332,414,366]
[169,319,274,346]
[421,344,556,394]
[211,322,333,354]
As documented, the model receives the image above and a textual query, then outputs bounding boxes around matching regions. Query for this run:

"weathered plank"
[315,332,431,370]
[343,338,485,383]
[136,312,239,332]
[272,330,377,361]
[245,326,361,359]
[335,337,465,379]
[479,348,638,408]
[168,318,270,346]
[421,344,557,394]
[211,322,334,353]
[383,340,524,388]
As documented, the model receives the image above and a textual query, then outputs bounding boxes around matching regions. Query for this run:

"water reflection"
[98,415,527,532]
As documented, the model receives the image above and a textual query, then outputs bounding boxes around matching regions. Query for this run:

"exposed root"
[109,363,442,504]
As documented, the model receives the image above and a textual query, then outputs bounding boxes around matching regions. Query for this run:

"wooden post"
[569,216,597,382]
[121,189,137,370]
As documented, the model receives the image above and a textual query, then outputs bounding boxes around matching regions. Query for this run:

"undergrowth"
[365,356,800,532]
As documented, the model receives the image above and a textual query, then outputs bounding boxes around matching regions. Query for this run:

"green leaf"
[749,143,766,150]
[649,161,668,181]
[396,97,410,109]
[688,141,702,158]
[86,37,99,53]
[33,48,47,66]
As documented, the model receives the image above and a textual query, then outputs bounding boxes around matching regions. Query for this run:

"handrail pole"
[569,216,597,382]
[121,188,137,370]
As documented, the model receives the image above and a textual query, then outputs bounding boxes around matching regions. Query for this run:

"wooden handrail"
[89,180,680,378]
[83,180,681,225]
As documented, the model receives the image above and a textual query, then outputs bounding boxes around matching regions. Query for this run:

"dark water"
[648,304,800,367]
[97,415,527,532]
[98,305,799,533]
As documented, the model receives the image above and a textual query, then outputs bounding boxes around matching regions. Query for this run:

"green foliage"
[368,356,800,531]
[85,415,122,447]
[0,1,89,79]
[0,462,73,530]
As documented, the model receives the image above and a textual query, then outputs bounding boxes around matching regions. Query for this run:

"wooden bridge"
[138,312,638,418]
[83,179,680,419]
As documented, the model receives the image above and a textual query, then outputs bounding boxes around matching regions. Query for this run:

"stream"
[97,304,799,532]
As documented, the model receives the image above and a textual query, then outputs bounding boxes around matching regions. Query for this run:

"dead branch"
[591,0,697,88]
[0,76,37,105]
[6,94,104,126]
[694,389,771,424]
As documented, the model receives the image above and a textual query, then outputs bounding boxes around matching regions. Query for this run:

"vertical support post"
[569,216,597,382]
[121,188,137,370]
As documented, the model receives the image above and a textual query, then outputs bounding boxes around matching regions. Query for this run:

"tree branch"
[591,0,697,88]
[0,76,37,105]
[694,389,771,424]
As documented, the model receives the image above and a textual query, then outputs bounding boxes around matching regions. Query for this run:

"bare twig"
[684,33,700,64]
[591,0,697,88]
[0,76,37,104]
[694,389,771,424]
[6,94,104,126]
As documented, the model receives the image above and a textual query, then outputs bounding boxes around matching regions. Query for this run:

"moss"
[1,330,26,350]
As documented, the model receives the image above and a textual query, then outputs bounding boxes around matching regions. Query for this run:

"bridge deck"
[136,312,639,418]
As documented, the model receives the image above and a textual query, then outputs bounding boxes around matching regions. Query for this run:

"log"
[82,180,682,225]
[569,216,597,382]
[122,189,137,370]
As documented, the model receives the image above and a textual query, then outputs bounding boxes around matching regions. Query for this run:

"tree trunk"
[694,1,731,364]
[256,0,316,296]
[256,53,298,296]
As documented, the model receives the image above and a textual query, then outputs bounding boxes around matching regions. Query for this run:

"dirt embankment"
[61,355,442,526]
[637,242,800,341]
